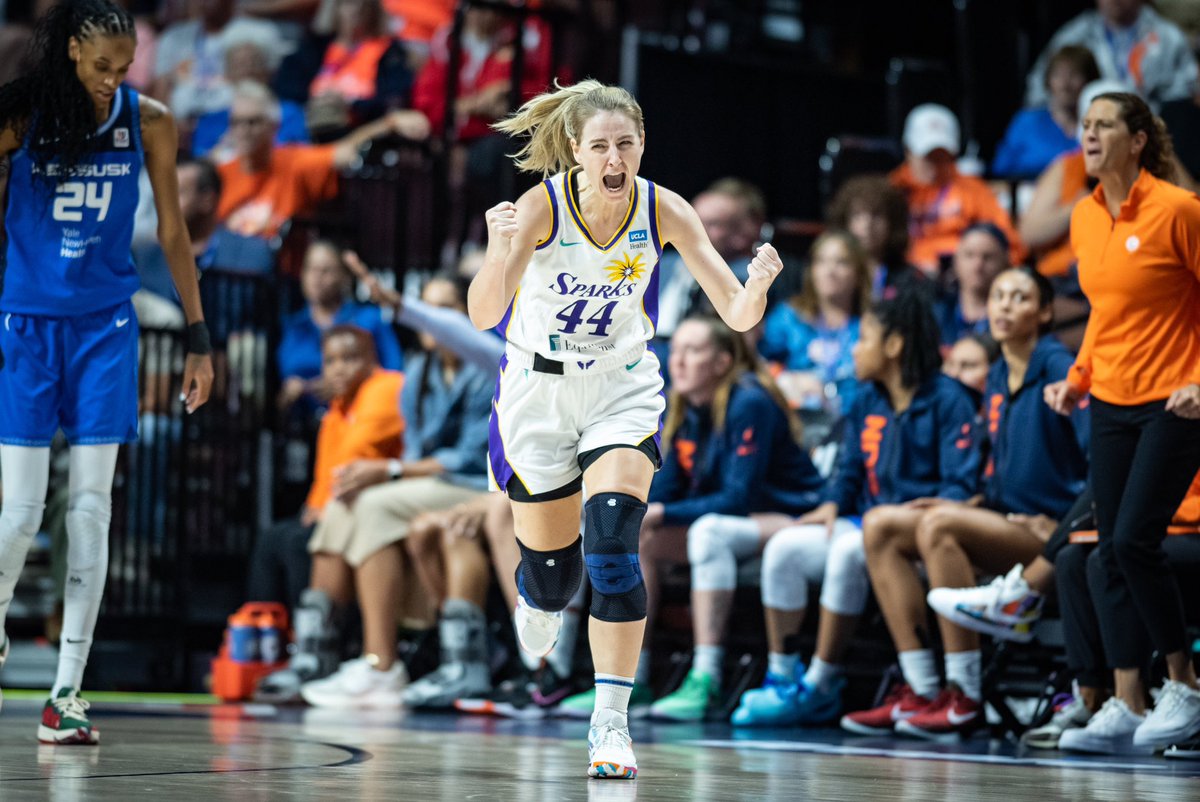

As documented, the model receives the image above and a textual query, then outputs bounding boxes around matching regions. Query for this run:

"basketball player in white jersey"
[469,79,783,780]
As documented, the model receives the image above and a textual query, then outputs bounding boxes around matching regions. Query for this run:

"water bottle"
[258,621,282,665]
[229,609,259,664]
[252,605,285,665]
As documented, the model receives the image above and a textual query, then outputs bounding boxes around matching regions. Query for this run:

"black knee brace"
[515,536,583,612]
[583,492,648,622]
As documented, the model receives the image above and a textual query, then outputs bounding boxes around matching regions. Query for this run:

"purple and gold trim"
[565,167,639,251]
[534,179,559,251]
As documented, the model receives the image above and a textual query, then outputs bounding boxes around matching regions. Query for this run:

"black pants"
[1089,397,1200,667]
[1042,484,1095,564]
[1057,537,1200,685]
[245,517,315,611]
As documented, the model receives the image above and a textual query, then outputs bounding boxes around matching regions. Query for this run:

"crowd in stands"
[4,0,1200,757]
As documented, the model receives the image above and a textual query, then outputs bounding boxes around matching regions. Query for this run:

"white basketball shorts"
[488,345,665,498]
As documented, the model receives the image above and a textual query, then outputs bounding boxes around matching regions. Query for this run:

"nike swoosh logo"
[946,708,977,725]
[560,241,584,247]
[116,318,129,328]
[625,358,642,371]
[65,638,87,644]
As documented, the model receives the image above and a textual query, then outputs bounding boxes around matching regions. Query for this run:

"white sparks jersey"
[499,167,664,361]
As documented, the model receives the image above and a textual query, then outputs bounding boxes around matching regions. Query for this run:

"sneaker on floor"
[1021,682,1094,749]
[1058,697,1150,755]
[588,709,637,780]
[926,564,1044,644]
[38,689,99,745]
[458,666,576,720]
[402,661,490,709]
[840,683,932,736]
[1133,679,1200,751]
[894,685,982,743]
[558,682,654,720]
[514,597,561,658]
[732,674,845,727]
[300,657,409,709]
[649,670,719,722]
[255,652,331,704]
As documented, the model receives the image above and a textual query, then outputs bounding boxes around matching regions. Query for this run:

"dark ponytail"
[0,1,135,186]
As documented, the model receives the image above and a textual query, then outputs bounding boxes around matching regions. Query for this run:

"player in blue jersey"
[470,79,784,780]
[0,1,214,744]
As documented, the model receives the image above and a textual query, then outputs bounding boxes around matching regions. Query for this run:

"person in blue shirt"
[277,239,403,416]
[732,290,981,729]
[0,1,214,744]
[992,46,1100,178]
[935,222,1009,348]
[643,315,827,722]
[758,230,873,418]
[851,265,1088,742]
[189,41,309,160]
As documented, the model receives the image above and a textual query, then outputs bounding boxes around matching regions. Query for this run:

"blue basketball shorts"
[0,299,139,446]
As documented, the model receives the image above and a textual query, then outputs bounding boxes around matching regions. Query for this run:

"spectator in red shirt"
[410,8,556,258]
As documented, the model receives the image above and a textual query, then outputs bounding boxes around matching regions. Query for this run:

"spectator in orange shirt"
[1046,92,1200,754]
[383,0,454,46]
[305,0,415,140]
[889,104,1025,275]
[247,324,405,699]
[216,80,429,239]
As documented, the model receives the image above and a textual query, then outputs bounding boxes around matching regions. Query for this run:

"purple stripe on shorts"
[488,354,517,491]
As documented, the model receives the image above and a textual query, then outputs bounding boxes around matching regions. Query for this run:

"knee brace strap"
[584,492,648,623]
[516,536,583,613]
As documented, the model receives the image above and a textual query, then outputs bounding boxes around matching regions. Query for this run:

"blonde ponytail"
[493,79,645,176]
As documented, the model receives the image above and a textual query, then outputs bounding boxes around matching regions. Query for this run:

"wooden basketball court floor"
[0,696,1197,800]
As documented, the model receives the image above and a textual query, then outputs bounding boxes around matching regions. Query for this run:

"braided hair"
[870,288,943,390]
[0,1,135,185]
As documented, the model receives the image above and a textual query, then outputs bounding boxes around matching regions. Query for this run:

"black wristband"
[186,321,212,355]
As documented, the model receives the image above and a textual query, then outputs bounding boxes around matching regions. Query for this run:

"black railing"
[98,270,281,687]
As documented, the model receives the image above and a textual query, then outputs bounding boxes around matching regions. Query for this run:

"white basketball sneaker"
[1134,680,1200,751]
[588,709,638,779]
[926,564,1044,643]
[514,597,561,658]
[299,657,408,709]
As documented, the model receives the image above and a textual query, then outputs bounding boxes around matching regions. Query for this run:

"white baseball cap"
[903,104,961,157]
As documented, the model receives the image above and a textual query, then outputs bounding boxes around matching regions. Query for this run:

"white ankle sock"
[945,650,982,701]
[693,644,724,684]
[767,652,799,680]
[898,649,940,699]
[803,657,842,694]
[593,673,635,719]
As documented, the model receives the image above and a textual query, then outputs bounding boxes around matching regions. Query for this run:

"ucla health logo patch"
[629,229,647,243]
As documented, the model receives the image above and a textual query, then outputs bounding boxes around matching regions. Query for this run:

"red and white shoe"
[840,683,933,735]
[895,685,983,743]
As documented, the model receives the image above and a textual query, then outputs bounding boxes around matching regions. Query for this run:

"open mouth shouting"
[602,172,627,194]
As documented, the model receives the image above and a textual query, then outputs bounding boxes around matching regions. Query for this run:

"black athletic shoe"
[455,667,574,720]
